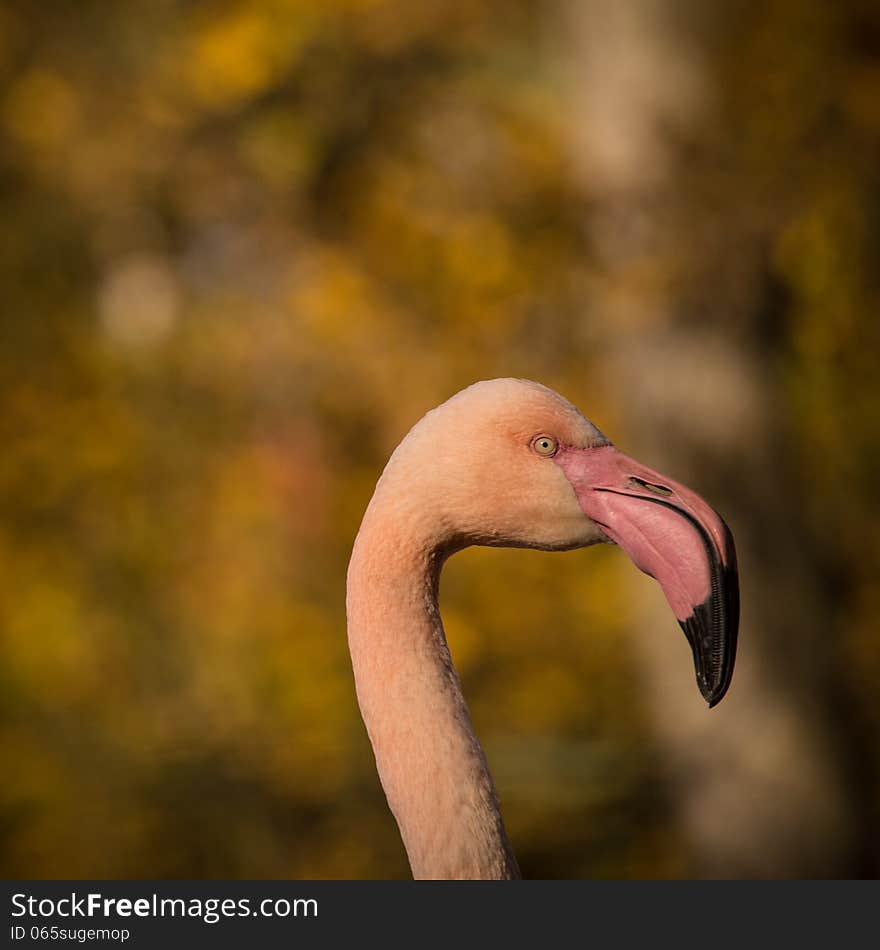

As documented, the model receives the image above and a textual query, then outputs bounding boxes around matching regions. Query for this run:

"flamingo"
[346,378,738,879]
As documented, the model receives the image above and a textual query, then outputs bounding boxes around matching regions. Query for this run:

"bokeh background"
[2,0,878,879]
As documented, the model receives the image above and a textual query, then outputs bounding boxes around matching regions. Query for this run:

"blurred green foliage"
[1,0,878,878]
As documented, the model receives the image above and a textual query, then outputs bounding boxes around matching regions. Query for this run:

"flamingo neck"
[346,494,520,880]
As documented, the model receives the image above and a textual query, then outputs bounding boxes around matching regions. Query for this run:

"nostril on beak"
[628,476,674,497]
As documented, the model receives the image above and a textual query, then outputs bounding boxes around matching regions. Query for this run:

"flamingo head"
[380,378,739,706]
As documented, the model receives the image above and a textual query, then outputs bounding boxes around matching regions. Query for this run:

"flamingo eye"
[531,435,558,457]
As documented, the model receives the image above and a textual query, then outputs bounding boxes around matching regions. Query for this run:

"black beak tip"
[680,627,736,708]
[675,535,740,709]
[705,686,726,709]
[679,585,738,708]
[694,668,728,708]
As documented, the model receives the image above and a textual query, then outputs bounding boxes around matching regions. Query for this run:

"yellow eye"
[531,435,558,457]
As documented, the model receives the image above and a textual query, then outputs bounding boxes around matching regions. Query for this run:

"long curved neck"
[346,491,520,880]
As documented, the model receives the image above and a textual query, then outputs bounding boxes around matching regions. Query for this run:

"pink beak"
[556,445,739,707]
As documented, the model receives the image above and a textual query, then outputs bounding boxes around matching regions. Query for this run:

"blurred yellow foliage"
[4,69,80,151]
[187,7,303,109]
